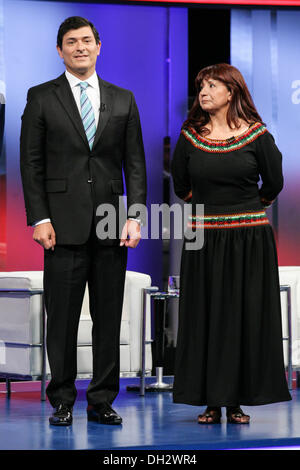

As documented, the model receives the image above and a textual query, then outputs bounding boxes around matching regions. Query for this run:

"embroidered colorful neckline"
[181,122,267,153]
[187,210,269,229]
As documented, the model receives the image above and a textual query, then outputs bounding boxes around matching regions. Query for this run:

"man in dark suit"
[20,16,146,426]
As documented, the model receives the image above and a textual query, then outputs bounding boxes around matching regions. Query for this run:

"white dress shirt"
[65,69,101,127]
[34,70,101,227]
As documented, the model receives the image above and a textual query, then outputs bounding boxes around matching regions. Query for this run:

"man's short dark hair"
[57,16,100,49]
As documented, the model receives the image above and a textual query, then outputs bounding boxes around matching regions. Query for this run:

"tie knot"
[79,81,89,91]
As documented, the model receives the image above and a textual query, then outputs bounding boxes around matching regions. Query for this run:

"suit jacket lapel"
[92,77,113,149]
[53,73,89,149]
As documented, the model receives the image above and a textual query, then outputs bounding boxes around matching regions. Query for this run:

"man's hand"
[33,222,56,251]
[120,220,141,248]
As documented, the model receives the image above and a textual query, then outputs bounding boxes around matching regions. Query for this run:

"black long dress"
[171,122,292,407]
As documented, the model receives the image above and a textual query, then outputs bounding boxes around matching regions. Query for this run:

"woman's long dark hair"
[183,63,263,136]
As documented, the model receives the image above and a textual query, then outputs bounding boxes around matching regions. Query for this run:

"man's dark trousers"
[44,222,128,407]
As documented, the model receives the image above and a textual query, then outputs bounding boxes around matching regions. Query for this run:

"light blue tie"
[79,81,96,150]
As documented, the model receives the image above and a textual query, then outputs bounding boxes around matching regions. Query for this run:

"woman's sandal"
[198,407,222,424]
[226,406,250,424]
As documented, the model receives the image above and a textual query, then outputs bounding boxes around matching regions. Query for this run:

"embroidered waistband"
[187,210,269,229]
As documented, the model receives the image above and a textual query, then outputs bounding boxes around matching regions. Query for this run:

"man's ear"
[97,41,102,56]
[56,45,63,59]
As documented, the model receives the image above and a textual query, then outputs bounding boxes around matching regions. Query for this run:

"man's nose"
[76,42,85,51]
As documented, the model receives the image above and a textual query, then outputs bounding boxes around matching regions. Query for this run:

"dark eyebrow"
[199,78,214,87]
[66,35,93,41]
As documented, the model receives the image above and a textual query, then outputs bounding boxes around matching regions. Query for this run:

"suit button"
[88,179,93,183]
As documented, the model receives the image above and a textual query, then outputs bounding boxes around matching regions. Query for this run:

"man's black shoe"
[49,404,73,426]
[87,403,122,425]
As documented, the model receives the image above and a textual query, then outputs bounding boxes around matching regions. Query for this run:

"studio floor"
[0,377,300,451]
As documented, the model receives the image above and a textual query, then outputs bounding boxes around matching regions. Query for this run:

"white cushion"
[0,271,43,290]
[0,293,42,344]
[0,343,42,377]
[0,343,131,376]
[76,344,131,374]
[125,271,152,372]
[78,316,130,345]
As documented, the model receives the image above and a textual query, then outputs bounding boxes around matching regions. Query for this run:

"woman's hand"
[260,197,274,208]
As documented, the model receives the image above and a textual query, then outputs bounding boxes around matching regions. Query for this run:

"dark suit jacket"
[20,73,147,245]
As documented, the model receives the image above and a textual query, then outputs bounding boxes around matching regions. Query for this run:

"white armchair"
[279,266,300,372]
[0,270,152,398]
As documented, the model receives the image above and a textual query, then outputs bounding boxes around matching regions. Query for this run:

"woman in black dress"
[171,63,291,424]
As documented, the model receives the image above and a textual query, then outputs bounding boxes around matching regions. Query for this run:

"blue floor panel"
[0,377,300,450]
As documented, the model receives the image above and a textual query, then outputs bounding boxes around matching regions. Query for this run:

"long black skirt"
[173,222,292,407]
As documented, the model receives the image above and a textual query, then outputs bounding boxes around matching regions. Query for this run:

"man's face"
[57,26,101,78]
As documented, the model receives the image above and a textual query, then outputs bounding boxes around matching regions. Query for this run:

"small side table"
[280,284,292,390]
[127,287,179,396]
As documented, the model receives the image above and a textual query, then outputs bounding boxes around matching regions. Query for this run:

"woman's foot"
[198,406,221,424]
[226,406,250,424]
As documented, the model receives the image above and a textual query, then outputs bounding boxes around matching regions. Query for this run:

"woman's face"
[198,78,232,114]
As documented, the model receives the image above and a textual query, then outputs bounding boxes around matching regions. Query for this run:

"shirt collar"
[65,70,99,90]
